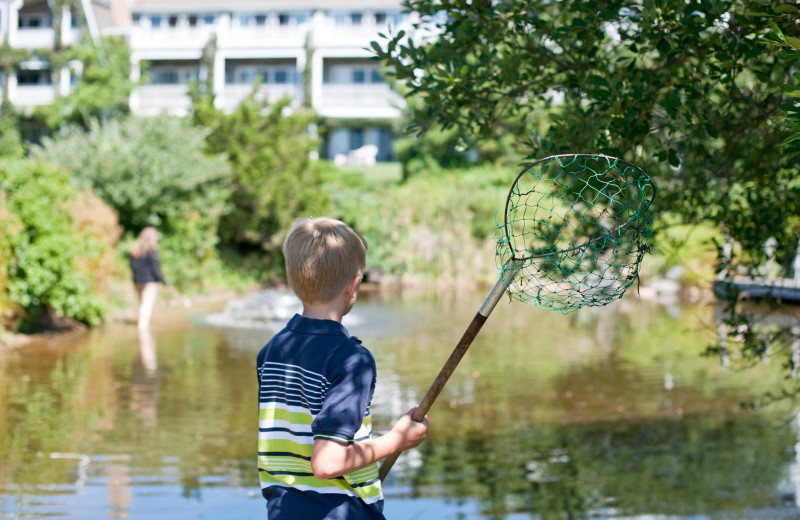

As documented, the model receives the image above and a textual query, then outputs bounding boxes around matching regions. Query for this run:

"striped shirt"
[256,314,384,519]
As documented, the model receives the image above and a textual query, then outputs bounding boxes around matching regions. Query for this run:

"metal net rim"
[501,153,657,262]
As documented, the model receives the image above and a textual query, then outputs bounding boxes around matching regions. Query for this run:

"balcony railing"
[130,26,217,51]
[321,84,401,108]
[15,28,56,48]
[220,84,302,111]
[133,84,191,115]
[318,84,404,118]
[313,20,406,48]
[217,26,308,50]
[15,85,56,106]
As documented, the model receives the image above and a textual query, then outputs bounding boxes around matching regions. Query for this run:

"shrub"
[0,160,118,329]
[193,94,324,269]
[33,116,231,290]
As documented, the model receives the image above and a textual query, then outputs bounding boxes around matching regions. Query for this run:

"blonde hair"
[131,227,159,258]
[283,217,367,304]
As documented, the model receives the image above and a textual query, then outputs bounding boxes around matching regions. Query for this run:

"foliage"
[192,89,325,271]
[33,116,231,289]
[394,94,521,179]
[394,124,473,178]
[324,164,509,284]
[375,0,800,271]
[41,36,136,129]
[0,160,117,329]
[0,113,24,159]
[765,10,800,156]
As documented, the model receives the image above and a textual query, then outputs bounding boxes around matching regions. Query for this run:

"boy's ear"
[344,274,361,299]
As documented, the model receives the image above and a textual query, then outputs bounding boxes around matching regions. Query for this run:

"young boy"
[257,217,429,519]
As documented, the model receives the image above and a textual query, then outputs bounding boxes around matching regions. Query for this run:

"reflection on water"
[0,292,799,519]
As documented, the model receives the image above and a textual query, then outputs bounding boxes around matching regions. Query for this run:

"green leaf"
[774,4,800,14]
[668,149,681,167]
[786,36,800,50]
[767,21,785,42]
[778,49,800,61]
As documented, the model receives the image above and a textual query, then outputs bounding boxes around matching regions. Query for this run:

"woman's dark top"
[129,248,167,285]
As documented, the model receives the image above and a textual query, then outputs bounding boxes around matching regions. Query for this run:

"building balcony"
[133,84,192,116]
[217,26,308,51]
[130,26,217,52]
[313,18,408,49]
[318,84,404,118]
[220,83,302,112]
[15,27,55,48]
[15,85,56,106]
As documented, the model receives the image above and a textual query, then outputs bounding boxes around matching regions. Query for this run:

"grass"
[327,162,403,184]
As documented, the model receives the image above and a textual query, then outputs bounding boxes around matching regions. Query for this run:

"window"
[349,128,364,150]
[278,13,289,25]
[375,12,387,24]
[255,14,267,26]
[261,70,270,83]
[295,14,307,25]
[238,70,254,84]
[334,13,347,25]
[17,70,51,85]
[370,70,383,83]
[274,69,288,84]
[151,70,178,84]
[202,14,215,25]
[182,69,199,82]
[168,15,178,27]
[19,15,50,28]
[150,15,162,28]
[352,70,365,84]
[188,15,198,27]
[350,13,362,25]
[132,13,141,23]
[239,15,252,26]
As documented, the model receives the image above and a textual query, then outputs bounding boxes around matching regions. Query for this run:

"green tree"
[192,89,325,271]
[0,160,115,329]
[374,0,800,396]
[33,116,231,289]
[42,36,135,129]
[375,0,799,271]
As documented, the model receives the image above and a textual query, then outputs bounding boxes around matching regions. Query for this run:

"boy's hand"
[390,407,429,452]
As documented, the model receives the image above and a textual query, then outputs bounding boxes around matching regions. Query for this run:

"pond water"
[1,289,799,520]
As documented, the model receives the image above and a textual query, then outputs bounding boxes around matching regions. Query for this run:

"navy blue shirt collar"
[286,313,352,338]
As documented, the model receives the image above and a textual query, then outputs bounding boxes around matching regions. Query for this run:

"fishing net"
[496,154,656,313]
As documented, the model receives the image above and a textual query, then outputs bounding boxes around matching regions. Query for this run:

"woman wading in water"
[129,227,167,330]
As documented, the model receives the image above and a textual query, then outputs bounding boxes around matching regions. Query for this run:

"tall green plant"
[0,160,112,329]
[193,90,325,269]
[33,116,231,289]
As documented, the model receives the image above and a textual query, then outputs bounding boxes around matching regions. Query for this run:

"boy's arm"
[311,409,428,479]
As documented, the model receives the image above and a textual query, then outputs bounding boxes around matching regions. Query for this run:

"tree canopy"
[375,0,800,271]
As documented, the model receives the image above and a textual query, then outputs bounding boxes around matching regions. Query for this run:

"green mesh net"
[495,154,656,313]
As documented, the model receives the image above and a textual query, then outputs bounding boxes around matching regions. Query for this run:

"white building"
[0,0,105,110]
[1,0,412,161]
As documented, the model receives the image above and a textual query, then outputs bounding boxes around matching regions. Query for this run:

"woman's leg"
[137,283,159,330]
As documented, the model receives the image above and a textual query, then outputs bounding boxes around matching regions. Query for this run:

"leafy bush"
[33,116,231,289]
[193,95,325,266]
[324,165,509,284]
[0,160,118,329]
